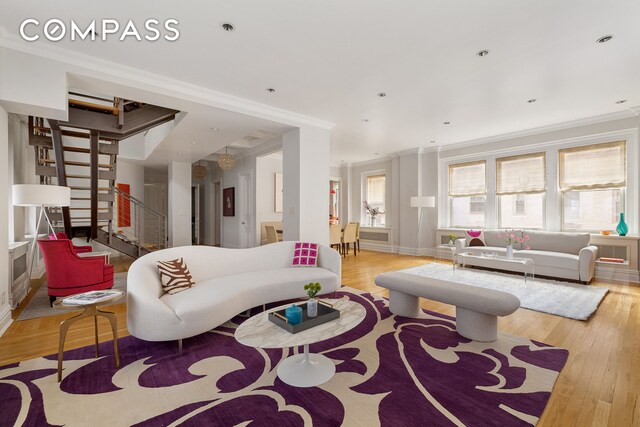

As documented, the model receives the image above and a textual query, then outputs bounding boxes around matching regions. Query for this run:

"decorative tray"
[268,301,340,334]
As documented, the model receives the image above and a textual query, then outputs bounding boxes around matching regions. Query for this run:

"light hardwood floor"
[1,250,638,426]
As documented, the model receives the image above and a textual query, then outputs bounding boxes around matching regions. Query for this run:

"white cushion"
[516,250,579,270]
[162,268,338,322]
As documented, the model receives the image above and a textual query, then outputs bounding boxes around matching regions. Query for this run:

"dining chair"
[342,223,358,257]
[330,224,343,254]
[349,222,361,253]
[265,226,279,244]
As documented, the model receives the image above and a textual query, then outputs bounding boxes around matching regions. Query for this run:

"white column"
[0,105,12,335]
[168,161,191,247]
[282,126,330,245]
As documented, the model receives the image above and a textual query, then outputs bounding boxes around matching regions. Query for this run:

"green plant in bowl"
[304,282,321,298]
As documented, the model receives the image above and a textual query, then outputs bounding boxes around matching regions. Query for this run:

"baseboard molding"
[360,243,435,257]
[595,266,640,283]
[0,304,13,337]
[359,242,397,253]
[397,246,436,256]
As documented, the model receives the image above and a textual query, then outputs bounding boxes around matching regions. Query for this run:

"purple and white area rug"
[0,287,568,426]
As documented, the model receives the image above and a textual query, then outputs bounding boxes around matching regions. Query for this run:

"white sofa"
[455,230,598,283]
[127,242,341,342]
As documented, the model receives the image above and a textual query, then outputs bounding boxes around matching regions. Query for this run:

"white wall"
[0,47,68,120]
[168,161,192,247]
[0,105,12,335]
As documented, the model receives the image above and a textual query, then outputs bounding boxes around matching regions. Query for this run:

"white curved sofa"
[127,242,341,342]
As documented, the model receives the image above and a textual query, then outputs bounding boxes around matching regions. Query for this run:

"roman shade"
[559,141,626,191]
[496,152,546,195]
[448,161,486,196]
[367,175,386,205]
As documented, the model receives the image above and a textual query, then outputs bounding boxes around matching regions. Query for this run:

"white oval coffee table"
[235,298,365,388]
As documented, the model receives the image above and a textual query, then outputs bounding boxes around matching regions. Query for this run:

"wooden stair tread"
[41,159,113,169]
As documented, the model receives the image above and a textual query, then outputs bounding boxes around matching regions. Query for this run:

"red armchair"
[38,239,114,305]
[48,232,93,254]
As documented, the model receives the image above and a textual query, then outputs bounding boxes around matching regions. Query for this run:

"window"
[449,161,486,227]
[559,141,626,231]
[365,174,386,226]
[496,152,546,229]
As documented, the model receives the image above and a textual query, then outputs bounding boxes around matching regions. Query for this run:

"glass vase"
[616,213,628,236]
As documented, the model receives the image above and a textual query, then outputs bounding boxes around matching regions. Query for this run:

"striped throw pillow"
[156,258,196,295]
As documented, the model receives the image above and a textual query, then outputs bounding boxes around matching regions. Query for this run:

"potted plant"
[304,282,321,317]
[447,234,458,245]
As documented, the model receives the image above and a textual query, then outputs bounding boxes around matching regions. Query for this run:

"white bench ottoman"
[375,272,520,342]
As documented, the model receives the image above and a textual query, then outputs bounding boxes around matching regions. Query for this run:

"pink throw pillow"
[291,242,318,268]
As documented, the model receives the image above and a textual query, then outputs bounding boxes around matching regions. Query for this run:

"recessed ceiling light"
[178,151,182,155]
[430,140,436,144]
[373,152,379,155]
[527,98,537,103]
[596,35,613,44]
[211,127,220,131]
[377,92,387,97]
[221,22,235,32]
[192,141,198,145]
[476,50,489,57]
[615,99,627,104]
[266,88,276,93]
[362,119,369,123]
[443,121,451,125]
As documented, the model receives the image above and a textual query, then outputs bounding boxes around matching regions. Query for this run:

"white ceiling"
[1,0,640,163]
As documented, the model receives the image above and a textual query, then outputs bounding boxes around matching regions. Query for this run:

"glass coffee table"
[453,252,535,283]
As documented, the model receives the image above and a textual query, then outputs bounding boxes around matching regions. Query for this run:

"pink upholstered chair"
[48,232,93,254]
[38,239,114,305]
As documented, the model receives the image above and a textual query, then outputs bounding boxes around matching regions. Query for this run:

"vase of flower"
[506,244,514,259]
[497,230,530,259]
[304,282,321,318]
[363,201,383,228]
[616,213,628,236]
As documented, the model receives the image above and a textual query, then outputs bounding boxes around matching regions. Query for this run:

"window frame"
[448,160,487,228]
[559,141,627,232]
[362,171,387,227]
[495,152,546,229]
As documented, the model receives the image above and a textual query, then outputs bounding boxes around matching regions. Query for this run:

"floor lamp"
[410,196,436,256]
[12,184,71,278]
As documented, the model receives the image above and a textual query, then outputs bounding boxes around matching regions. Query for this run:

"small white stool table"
[235,298,365,388]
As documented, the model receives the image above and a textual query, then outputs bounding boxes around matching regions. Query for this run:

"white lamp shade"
[12,184,71,207]
[410,196,435,208]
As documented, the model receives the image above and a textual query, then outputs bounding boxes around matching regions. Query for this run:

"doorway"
[214,181,221,246]
[239,172,254,248]
[191,185,204,245]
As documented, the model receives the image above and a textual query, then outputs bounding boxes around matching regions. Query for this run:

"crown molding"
[438,109,640,153]
[0,27,335,131]
[350,156,393,168]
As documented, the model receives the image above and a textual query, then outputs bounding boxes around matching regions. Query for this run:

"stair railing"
[109,186,168,256]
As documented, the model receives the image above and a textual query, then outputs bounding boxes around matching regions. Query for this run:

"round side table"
[235,298,365,388]
[53,289,125,382]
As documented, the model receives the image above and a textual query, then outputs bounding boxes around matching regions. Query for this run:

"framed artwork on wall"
[116,183,131,227]
[274,172,283,213]
[223,187,235,217]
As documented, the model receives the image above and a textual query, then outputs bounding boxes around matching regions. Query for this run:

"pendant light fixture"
[218,146,236,170]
